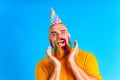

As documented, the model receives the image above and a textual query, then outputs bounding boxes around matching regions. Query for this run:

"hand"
[68,40,79,63]
[46,46,61,80]
[46,46,61,67]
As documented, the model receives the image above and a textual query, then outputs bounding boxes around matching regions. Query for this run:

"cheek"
[64,36,69,44]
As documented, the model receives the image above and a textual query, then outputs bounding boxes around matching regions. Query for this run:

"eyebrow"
[60,30,66,32]
[50,29,66,34]
[50,31,57,34]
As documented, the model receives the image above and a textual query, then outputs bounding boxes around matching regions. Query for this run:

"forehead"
[49,24,67,33]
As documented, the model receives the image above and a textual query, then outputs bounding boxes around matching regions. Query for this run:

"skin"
[49,23,70,47]
[46,23,97,80]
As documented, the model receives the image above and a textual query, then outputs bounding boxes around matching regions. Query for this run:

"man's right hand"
[46,46,61,68]
[46,46,61,80]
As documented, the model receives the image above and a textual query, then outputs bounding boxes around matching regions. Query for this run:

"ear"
[68,33,70,38]
[48,36,50,41]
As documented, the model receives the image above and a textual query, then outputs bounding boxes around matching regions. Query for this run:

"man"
[35,8,102,80]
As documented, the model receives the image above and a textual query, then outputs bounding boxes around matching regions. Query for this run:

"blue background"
[0,0,120,80]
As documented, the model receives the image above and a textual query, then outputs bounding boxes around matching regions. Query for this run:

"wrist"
[68,57,75,63]
[55,64,61,70]
[68,58,76,66]
[54,66,61,73]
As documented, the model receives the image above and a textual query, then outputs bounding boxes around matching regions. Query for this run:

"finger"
[75,49,79,57]
[46,46,56,60]
[74,40,78,49]
[46,46,51,56]
[48,46,51,53]
[71,41,78,56]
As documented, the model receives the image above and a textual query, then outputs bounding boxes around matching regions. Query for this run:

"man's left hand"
[68,40,79,63]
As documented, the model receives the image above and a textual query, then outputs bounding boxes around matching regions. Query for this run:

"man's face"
[49,24,70,47]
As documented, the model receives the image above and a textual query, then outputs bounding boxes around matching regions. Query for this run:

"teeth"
[56,39,66,47]
[57,42,65,46]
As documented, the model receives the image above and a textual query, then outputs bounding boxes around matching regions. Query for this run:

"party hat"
[50,8,62,26]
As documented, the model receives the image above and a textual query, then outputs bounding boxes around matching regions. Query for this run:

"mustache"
[56,38,66,42]
[59,38,65,40]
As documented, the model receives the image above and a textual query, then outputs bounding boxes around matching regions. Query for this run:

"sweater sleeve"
[35,63,49,80]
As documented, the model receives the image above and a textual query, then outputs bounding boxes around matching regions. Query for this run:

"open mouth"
[56,39,66,47]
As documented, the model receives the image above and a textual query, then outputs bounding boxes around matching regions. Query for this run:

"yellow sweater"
[35,50,102,80]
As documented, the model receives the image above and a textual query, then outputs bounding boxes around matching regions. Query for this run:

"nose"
[57,33,62,39]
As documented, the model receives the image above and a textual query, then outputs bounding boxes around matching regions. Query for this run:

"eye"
[51,33,57,36]
[61,30,66,34]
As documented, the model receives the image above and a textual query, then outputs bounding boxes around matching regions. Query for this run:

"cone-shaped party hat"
[50,8,62,26]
